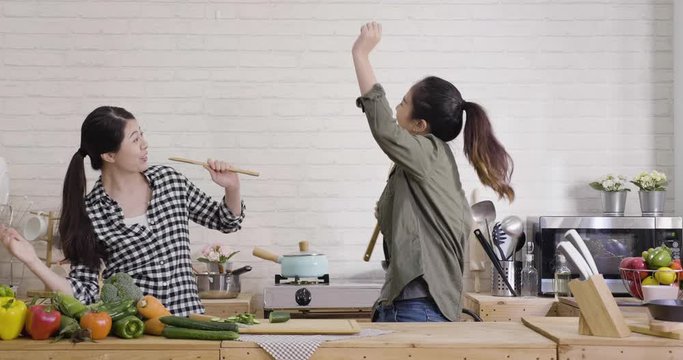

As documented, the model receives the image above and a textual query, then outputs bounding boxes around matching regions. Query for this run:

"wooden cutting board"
[628,318,683,340]
[188,314,361,335]
[239,319,361,335]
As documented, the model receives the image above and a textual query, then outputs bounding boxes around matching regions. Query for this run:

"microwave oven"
[528,216,682,296]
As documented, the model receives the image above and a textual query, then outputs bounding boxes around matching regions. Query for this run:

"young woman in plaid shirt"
[0,106,245,315]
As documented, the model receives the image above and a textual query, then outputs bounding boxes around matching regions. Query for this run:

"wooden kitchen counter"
[221,321,557,360]
[0,322,556,360]
[464,292,558,321]
[522,316,683,360]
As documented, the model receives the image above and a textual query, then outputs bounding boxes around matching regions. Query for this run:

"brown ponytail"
[462,101,514,201]
[59,106,134,269]
[410,76,514,201]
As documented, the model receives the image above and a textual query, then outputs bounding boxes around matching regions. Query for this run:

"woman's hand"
[0,225,40,265]
[352,21,382,58]
[352,22,381,95]
[205,159,240,190]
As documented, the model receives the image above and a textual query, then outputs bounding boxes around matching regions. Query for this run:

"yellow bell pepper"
[0,297,27,340]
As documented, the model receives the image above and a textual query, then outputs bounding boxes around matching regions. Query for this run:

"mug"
[22,214,48,241]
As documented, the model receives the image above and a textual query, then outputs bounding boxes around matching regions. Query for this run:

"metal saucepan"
[195,265,252,299]
[646,299,683,322]
[253,241,328,278]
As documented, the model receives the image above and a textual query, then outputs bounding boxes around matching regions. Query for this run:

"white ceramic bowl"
[641,285,679,302]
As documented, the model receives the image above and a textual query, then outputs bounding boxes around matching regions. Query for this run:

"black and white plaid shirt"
[67,165,245,316]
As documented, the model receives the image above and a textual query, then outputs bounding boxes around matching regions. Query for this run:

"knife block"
[568,274,631,338]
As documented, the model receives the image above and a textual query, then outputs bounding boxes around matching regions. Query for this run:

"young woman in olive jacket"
[352,22,514,322]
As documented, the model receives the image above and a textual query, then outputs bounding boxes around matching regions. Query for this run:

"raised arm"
[352,22,382,95]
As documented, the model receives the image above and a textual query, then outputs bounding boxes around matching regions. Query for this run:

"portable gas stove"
[263,274,382,319]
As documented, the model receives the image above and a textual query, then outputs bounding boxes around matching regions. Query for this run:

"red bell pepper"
[25,304,61,340]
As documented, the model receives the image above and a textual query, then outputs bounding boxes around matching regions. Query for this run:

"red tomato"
[79,312,112,340]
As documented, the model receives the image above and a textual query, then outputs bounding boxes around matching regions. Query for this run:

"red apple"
[619,257,634,270]
[629,280,643,300]
[628,257,649,280]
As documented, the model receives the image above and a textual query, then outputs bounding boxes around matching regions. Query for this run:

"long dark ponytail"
[59,106,134,269]
[411,76,514,201]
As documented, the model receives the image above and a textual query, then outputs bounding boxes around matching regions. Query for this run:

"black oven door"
[535,217,658,296]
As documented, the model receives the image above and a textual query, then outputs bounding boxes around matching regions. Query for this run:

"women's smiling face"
[105,119,149,173]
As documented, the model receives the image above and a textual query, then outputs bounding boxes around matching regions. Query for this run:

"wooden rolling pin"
[363,222,381,262]
[169,157,260,177]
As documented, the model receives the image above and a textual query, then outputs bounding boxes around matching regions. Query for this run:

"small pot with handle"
[195,265,252,299]
[253,241,328,278]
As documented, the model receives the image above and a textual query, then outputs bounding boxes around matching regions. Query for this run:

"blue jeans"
[372,298,450,322]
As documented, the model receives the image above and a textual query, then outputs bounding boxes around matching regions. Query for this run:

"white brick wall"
[0,0,674,311]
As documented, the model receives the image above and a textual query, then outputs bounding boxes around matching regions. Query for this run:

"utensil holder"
[491,260,521,297]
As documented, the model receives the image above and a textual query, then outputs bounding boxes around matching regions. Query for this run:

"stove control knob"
[295,288,311,306]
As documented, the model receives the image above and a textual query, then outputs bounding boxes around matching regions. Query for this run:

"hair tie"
[77,148,87,157]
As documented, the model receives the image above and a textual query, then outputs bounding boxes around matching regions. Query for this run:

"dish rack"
[1,206,61,295]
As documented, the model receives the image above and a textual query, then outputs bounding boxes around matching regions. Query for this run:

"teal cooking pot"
[253,241,328,278]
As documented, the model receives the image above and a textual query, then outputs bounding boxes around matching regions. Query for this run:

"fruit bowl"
[619,268,682,300]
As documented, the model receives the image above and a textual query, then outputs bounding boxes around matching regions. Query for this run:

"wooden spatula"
[169,157,260,177]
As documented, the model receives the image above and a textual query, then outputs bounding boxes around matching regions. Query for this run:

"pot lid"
[282,252,325,257]
[282,240,325,257]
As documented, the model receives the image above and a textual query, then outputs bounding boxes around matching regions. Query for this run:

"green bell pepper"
[112,315,144,339]
[0,297,27,340]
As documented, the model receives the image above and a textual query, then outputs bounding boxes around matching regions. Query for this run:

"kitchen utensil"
[516,232,527,255]
[468,189,488,293]
[491,259,521,297]
[564,229,599,275]
[473,229,518,296]
[500,216,524,238]
[363,222,381,262]
[195,265,252,299]
[168,156,260,177]
[491,222,508,260]
[253,241,329,278]
[645,299,683,322]
[471,200,496,244]
[500,215,524,259]
[557,241,593,280]
[564,274,631,337]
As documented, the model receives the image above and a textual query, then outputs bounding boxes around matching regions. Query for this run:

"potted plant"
[631,170,668,216]
[589,175,630,216]
[197,243,240,274]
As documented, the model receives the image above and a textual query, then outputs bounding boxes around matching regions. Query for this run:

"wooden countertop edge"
[0,337,220,351]
[220,342,557,349]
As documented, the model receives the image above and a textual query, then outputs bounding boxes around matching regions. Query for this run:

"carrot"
[136,295,171,319]
[143,317,166,336]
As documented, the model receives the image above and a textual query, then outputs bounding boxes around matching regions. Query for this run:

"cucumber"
[159,316,239,332]
[162,326,239,341]
[268,311,290,323]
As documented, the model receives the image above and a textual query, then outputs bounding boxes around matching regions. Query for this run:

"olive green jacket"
[356,84,472,321]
